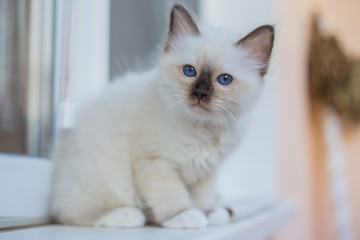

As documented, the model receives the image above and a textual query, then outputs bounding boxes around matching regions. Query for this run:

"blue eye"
[183,65,196,77]
[218,74,233,85]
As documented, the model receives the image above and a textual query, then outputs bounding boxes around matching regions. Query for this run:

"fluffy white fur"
[51,5,273,229]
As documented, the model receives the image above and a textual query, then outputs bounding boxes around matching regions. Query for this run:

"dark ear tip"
[255,25,275,44]
[236,24,275,47]
[171,4,186,13]
[259,25,275,35]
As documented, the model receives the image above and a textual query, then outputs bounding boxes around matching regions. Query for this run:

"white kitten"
[51,5,274,229]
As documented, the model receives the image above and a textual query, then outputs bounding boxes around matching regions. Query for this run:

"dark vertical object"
[0,0,29,154]
[109,0,199,80]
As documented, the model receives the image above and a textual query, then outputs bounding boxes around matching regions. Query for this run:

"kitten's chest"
[173,126,237,184]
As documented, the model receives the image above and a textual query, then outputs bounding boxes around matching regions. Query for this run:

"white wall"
[200,0,278,200]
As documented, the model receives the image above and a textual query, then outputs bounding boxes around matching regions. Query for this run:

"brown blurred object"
[309,16,360,124]
[275,0,360,239]
[308,14,360,240]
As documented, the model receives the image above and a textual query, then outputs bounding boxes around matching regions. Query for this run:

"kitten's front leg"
[134,159,208,229]
[190,175,231,225]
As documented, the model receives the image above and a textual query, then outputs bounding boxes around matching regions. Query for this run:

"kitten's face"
[158,5,274,125]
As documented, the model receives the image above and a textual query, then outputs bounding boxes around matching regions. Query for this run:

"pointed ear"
[236,25,274,76]
[164,5,199,52]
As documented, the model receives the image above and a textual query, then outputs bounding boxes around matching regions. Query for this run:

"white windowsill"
[0,153,293,239]
[1,201,293,240]
[0,154,53,226]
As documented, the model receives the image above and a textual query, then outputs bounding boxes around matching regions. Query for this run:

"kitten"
[51,5,274,229]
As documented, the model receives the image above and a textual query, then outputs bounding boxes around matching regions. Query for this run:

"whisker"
[216,108,229,136]
[215,102,242,116]
[221,109,230,136]
[222,106,242,131]
[166,99,184,112]
[213,109,221,130]
[159,95,184,101]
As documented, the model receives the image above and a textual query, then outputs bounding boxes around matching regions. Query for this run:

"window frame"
[0,0,109,228]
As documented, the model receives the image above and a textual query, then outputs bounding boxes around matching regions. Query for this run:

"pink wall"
[275,0,313,239]
[314,0,360,56]
[275,0,360,239]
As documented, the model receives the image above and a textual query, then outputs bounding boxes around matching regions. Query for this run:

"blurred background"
[0,0,359,239]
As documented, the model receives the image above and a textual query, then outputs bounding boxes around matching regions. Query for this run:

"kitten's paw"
[208,207,231,225]
[95,207,145,228]
[162,208,208,229]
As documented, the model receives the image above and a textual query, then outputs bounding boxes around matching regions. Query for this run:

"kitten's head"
[158,5,274,125]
